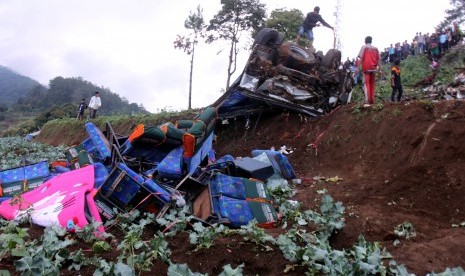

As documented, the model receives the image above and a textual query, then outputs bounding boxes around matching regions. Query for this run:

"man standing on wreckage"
[295,6,334,52]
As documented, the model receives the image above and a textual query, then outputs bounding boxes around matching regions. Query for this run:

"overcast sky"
[0,0,450,113]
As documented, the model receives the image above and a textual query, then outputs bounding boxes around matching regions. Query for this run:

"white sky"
[0,0,450,113]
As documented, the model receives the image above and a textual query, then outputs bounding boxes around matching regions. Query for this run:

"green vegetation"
[206,0,267,89]
[0,74,149,136]
[0,140,463,275]
[264,8,303,42]
[0,65,41,107]
[351,45,465,103]
[0,137,65,170]
[1,108,200,142]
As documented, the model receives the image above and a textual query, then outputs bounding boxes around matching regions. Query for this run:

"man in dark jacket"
[77,98,87,120]
[295,6,334,51]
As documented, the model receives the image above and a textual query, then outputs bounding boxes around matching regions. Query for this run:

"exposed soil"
[3,100,465,275]
[215,100,465,275]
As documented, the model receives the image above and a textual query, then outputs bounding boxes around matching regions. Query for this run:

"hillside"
[4,44,465,275]
[28,99,465,275]
[214,100,465,275]
[0,65,44,107]
[0,72,149,136]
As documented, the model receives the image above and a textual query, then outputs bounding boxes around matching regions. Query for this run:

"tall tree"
[265,8,303,42]
[174,5,205,110]
[437,0,465,30]
[206,0,266,90]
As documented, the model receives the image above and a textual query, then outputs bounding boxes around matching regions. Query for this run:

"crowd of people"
[341,22,464,104]
[380,22,463,64]
[345,22,463,72]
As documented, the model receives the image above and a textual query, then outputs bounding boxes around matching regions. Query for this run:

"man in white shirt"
[88,92,102,118]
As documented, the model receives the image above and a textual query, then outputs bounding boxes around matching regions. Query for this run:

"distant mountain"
[0,65,44,107]
[0,66,148,115]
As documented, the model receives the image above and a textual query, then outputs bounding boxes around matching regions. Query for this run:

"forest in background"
[0,65,148,134]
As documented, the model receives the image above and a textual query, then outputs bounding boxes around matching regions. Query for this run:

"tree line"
[9,76,147,116]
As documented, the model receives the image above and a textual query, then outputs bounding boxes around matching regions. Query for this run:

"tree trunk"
[189,43,195,110]
[225,39,235,90]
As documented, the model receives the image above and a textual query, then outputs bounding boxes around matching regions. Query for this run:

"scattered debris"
[414,68,465,101]
[394,221,417,239]
[451,222,465,228]
[1,107,299,233]
[213,28,354,119]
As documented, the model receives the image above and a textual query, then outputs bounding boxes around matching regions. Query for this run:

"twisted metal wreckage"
[0,28,354,232]
[420,68,465,100]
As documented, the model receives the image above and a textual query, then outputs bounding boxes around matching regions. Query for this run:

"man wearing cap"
[295,6,334,52]
[88,91,102,119]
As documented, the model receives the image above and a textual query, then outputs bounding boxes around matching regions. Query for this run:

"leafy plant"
[303,194,345,240]
[278,200,305,228]
[0,219,29,260]
[167,263,206,276]
[15,226,75,275]
[92,240,112,254]
[93,260,135,276]
[428,267,465,276]
[348,235,390,275]
[236,220,276,249]
[219,263,245,276]
[75,220,113,243]
[116,213,171,272]
[167,263,245,276]
[189,222,228,250]
[0,137,65,170]
[266,178,296,204]
[156,205,194,236]
[67,248,93,272]
[105,208,141,230]
[277,228,394,275]
[276,228,307,262]
[148,231,171,263]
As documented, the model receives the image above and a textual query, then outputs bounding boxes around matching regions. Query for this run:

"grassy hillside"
[35,109,201,146]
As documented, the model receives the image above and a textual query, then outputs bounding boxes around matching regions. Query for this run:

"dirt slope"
[213,100,465,275]
[6,100,465,275]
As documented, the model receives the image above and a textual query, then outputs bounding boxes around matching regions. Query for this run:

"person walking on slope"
[390,59,403,102]
[295,6,334,52]
[77,98,87,120]
[88,91,102,119]
[358,36,381,104]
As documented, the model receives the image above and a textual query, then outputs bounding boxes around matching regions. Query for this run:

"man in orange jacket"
[358,36,381,104]
[390,59,403,102]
